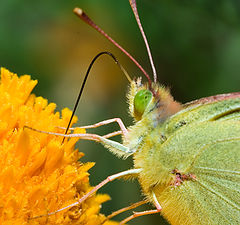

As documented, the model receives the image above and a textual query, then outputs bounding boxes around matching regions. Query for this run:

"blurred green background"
[1,0,239,224]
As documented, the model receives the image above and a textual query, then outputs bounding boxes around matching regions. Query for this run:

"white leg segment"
[25,126,135,155]
[58,118,128,138]
[31,168,142,219]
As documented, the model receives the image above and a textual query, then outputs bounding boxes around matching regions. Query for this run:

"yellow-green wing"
[164,96,240,136]
[152,120,240,225]
[136,96,240,224]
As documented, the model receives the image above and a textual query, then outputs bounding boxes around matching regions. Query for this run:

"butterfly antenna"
[62,51,131,144]
[129,0,157,83]
[73,7,152,88]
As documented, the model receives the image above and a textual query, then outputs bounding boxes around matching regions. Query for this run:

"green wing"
[192,140,240,225]
[145,97,240,225]
[152,120,240,225]
[163,97,240,135]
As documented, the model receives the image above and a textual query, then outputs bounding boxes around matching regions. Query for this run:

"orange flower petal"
[0,68,115,225]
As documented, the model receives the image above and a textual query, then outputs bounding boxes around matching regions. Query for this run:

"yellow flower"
[0,68,117,225]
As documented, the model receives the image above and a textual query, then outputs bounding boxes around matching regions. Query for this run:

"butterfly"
[30,0,240,224]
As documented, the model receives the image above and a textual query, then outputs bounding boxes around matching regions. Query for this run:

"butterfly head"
[128,78,182,122]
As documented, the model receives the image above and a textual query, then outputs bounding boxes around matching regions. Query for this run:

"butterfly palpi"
[30,0,240,224]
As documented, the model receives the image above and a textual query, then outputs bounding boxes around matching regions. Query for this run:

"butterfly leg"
[102,130,122,139]
[59,118,128,138]
[100,199,148,224]
[81,118,128,137]
[31,168,142,219]
[26,126,134,155]
[119,192,162,225]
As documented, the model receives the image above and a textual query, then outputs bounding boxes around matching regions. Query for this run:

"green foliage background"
[0,0,239,224]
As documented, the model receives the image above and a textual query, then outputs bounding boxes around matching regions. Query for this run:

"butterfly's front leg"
[25,117,134,157]
[59,118,128,138]
[68,118,133,156]
[79,118,128,138]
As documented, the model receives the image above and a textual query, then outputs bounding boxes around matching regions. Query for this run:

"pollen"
[0,68,117,225]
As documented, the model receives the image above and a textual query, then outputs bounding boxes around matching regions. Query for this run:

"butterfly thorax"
[131,122,177,194]
[124,79,183,191]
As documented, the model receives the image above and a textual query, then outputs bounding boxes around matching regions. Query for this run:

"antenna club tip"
[73,7,83,16]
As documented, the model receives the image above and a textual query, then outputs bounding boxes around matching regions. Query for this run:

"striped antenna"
[129,0,157,83]
[73,7,152,87]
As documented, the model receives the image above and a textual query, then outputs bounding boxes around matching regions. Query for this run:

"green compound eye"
[134,89,153,120]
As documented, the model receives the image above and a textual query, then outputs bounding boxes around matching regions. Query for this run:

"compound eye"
[134,89,153,120]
